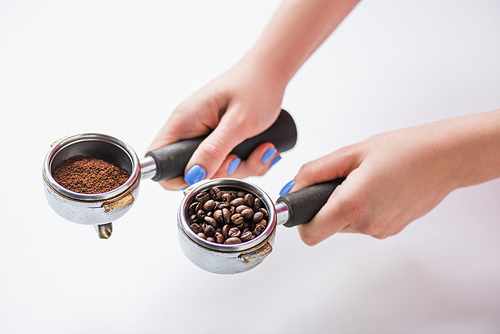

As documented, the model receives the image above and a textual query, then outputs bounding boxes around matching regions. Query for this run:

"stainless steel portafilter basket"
[178,178,344,274]
[42,109,297,238]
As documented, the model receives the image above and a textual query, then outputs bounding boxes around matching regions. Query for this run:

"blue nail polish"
[184,165,207,185]
[227,158,241,175]
[262,148,277,164]
[179,186,188,191]
[269,155,281,168]
[279,180,295,196]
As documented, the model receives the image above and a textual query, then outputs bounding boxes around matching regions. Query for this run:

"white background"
[1,0,500,333]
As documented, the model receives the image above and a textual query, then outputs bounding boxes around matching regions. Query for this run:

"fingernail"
[227,158,241,175]
[184,165,207,185]
[269,155,281,168]
[279,179,295,196]
[262,148,277,164]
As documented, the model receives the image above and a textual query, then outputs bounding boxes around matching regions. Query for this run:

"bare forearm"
[441,108,500,189]
[241,0,360,89]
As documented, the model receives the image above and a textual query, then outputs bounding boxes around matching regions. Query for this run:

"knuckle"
[356,223,385,237]
[297,161,319,183]
[299,230,321,246]
[197,140,228,164]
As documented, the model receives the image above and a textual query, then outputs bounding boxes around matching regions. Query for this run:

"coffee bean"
[196,209,206,221]
[235,205,250,213]
[203,200,216,212]
[253,198,263,211]
[189,202,199,215]
[237,191,246,198]
[210,187,223,201]
[204,216,217,227]
[222,193,235,202]
[207,237,215,243]
[231,213,244,225]
[259,208,268,219]
[190,223,202,234]
[222,208,231,225]
[204,225,215,237]
[240,231,253,242]
[196,192,211,204]
[213,210,223,224]
[215,232,224,244]
[189,214,198,222]
[228,227,241,238]
[230,198,246,207]
[216,201,230,210]
[222,224,229,239]
[241,208,254,221]
[197,233,207,239]
[253,211,263,223]
[225,237,242,244]
[244,193,254,207]
[259,219,268,228]
[254,224,265,235]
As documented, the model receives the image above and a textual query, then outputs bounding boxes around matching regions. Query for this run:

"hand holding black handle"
[277,178,345,228]
[145,109,297,182]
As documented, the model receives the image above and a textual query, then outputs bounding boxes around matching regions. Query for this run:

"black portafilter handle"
[277,178,345,228]
[145,109,297,182]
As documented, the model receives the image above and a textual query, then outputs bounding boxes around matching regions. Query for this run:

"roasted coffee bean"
[189,202,200,215]
[222,208,231,225]
[215,232,224,244]
[244,193,254,207]
[190,214,198,222]
[237,191,246,198]
[196,192,211,204]
[235,205,249,213]
[204,216,217,227]
[210,187,223,201]
[231,213,244,225]
[228,227,241,238]
[253,198,262,210]
[207,237,215,243]
[240,231,253,242]
[222,193,235,202]
[225,237,242,244]
[241,208,254,221]
[203,200,216,212]
[196,209,206,221]
[216,201,230,210]
[259,208,268,219]
[213,210,223,224]
[230,198,246,207]
[253,211,264,223]
[197,232,207,239]
[254,224,265,235]
[222,224,229,239]
[204,224,215,237]
[190,223,202,234]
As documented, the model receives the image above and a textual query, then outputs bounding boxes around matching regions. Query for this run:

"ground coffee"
[188,186,269,244]
[53,155,129,194]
